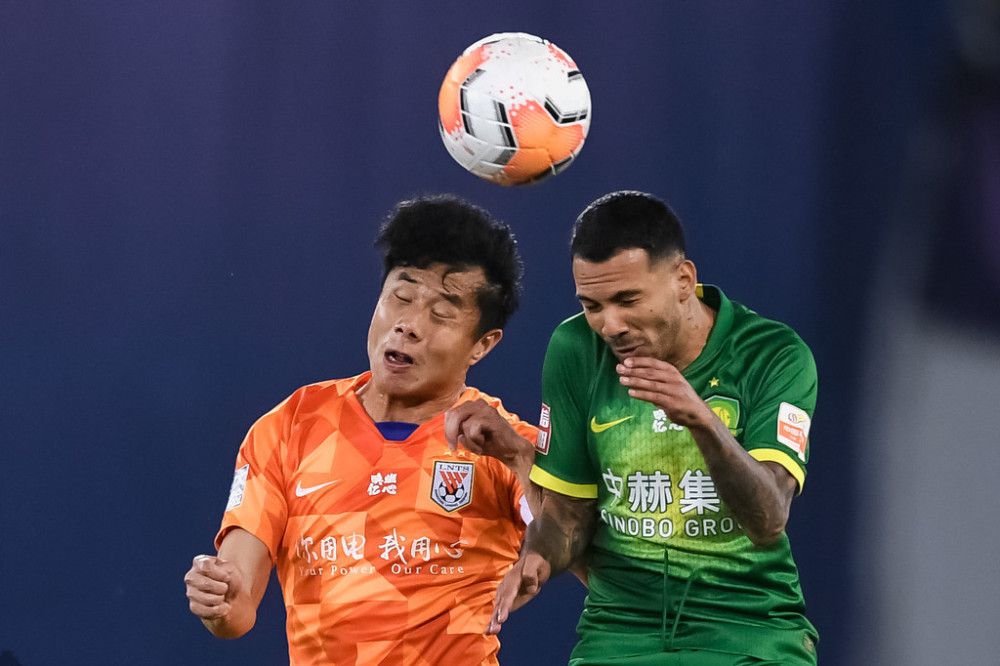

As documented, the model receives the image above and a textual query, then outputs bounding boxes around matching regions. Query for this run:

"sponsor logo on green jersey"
[590,415,633,433]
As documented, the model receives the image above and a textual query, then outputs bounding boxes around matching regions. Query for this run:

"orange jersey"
[215,372,536,666]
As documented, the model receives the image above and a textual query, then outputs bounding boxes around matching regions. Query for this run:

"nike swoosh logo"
[590,416,634,433]
[294,480,340,498]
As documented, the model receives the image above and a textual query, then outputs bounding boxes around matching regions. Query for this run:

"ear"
[468,329,503,367]
[675,258,697,302]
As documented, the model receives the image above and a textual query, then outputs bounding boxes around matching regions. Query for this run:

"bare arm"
[687,416,797,546]
[486,488,596,634]
[497,436,543,523]
[619,356,796,547]
[444,399,543,518]
[444,400,593,587]
[526,488,597,573]
[184,528,273,638]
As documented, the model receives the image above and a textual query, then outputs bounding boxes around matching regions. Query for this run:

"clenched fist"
[444,399,533,470]
[184,554,250,637]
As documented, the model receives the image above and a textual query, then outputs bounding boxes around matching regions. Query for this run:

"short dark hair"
[375,194,523,335]
[570,190,686,263]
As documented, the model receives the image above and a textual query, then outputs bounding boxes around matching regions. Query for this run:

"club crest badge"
[431,460,474,512]
[705,395,742,436]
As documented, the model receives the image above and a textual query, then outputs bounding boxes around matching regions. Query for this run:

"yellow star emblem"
[709,377,720,388]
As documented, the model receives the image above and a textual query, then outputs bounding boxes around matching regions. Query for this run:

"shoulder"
[463,387,539,439]
[726,302,817,402]
[545,312,604,367]
[549,312,595,347]
[729,300,814,368]
[463,386,515,418]
[267,374,362,420]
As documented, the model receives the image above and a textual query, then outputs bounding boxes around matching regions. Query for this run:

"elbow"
[203,614,255,640]
[213,625,252,640]
[747,527,785,548]
[746,514,788,548]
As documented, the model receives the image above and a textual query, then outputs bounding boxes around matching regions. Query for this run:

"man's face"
[573,248,692,362]
[367,263,499,403]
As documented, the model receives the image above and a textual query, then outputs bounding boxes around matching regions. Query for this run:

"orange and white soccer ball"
[438,32,591,185]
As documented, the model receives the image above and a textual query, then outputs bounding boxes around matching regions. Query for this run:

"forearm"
[489,428,544,520]
[523,489,596,574]
[201,602,256,639]
[688,416,791,546]
[204,528,272,639]
[507,451,543,520]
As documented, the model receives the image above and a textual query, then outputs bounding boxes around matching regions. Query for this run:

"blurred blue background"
[3,2,998,665]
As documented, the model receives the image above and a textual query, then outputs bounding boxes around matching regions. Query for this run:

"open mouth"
[384,349,415,367]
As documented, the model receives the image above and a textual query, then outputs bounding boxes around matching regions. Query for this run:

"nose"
[394,320,421,340]
[599,308,629,340]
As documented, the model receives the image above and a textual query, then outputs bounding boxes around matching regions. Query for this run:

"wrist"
[686,404,719,434]
[519,437,539,475]
[499,430,535,473]
[203,598,255,639]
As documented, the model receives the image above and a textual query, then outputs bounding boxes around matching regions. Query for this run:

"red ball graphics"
[438,32,591,185]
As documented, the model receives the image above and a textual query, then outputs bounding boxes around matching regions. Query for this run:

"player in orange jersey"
[183,195,539,666]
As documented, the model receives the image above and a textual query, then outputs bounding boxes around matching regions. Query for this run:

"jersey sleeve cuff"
[529,465,599,499]
[748,448,806,494]
[215,522,279,564]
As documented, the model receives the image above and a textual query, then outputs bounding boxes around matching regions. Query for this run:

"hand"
[616,356,713,429]
[184,554,242,622]
[485,551,551,635]
[444,399,532,469]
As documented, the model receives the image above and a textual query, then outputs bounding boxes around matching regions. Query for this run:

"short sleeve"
[743,337,817,493]
[214,391,301,562]
[529,320,599,498]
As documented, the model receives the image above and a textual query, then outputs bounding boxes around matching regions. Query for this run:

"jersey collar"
[346,371,480,441]
[682,283,733,378]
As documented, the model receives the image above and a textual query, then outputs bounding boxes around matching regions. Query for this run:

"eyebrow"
[440,292,463,307]
[577,289,642,302]
[397,271,465,307]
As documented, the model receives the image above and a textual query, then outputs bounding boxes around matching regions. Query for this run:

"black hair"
[570,190,686,263]
[375,194,523,336]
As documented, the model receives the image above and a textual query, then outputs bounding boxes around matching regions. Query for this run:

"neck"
[356,378,466,424]
[670,298,716,371]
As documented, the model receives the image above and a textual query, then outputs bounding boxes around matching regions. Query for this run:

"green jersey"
[531,285,818,662]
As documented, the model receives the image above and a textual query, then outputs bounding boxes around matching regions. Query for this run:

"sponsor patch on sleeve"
[776,402,810,461]
[535,403,551,454]
[226,464,249,511]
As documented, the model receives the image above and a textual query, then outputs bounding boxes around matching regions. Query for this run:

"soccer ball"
[438,32,591,185]
[435,479,469,507]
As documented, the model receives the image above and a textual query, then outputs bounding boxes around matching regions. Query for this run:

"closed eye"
[431,307,456,320]
[611,290,642,307]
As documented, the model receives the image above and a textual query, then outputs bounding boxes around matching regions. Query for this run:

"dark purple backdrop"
[1,2,946,664]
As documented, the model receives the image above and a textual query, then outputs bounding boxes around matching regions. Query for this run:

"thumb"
[215,557,240,585]
[195,554,234,584]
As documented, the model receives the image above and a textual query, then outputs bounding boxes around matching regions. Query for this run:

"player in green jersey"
[488,191,819,665]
